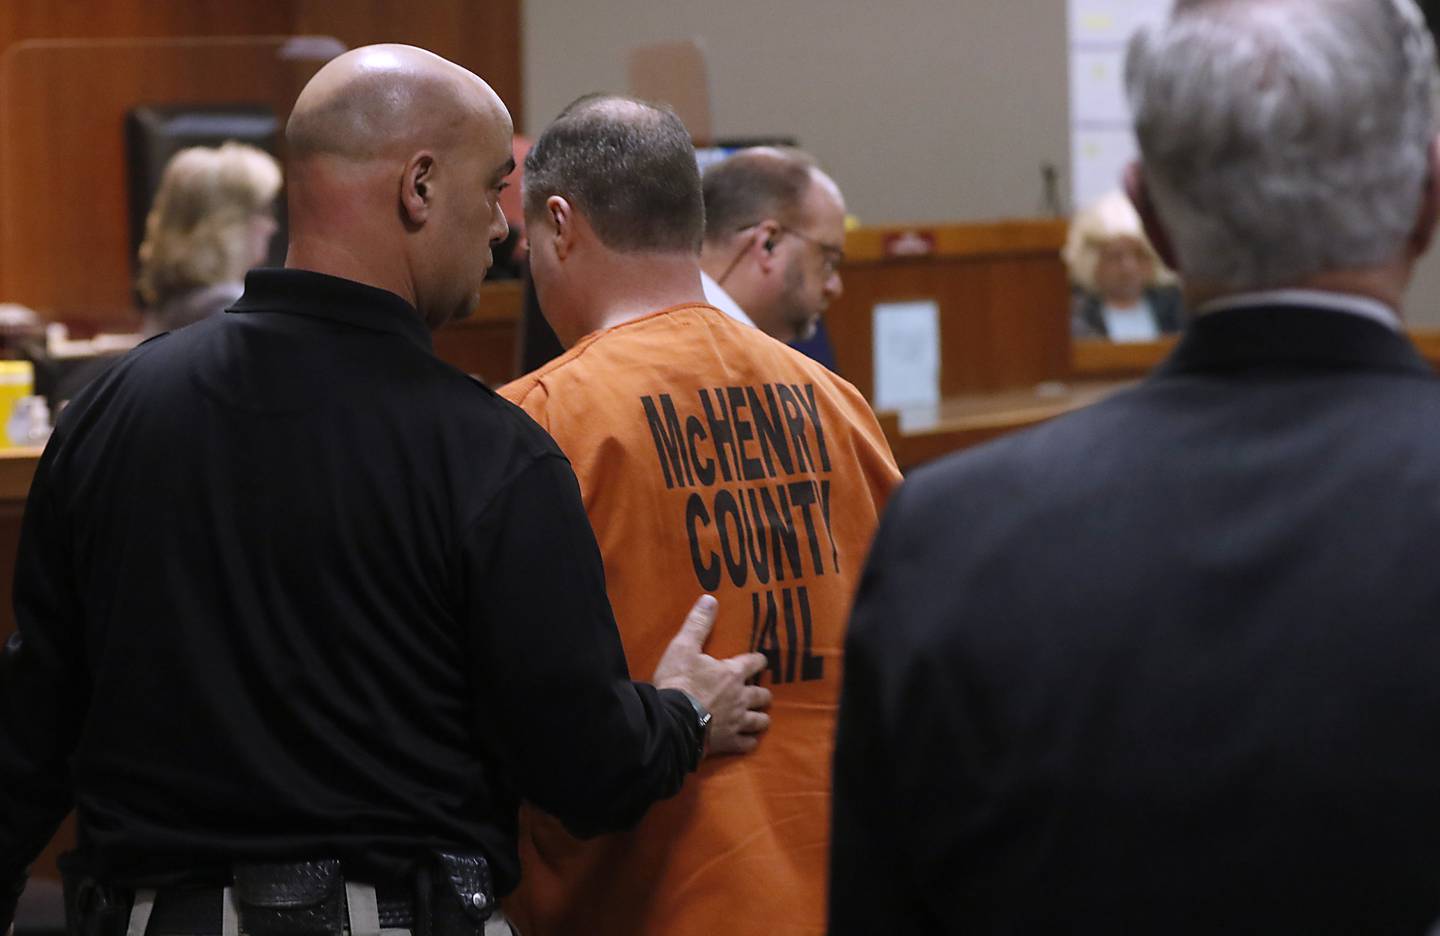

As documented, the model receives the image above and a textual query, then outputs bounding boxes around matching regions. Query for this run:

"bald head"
[283,45,515,330]
[287,45,509,162]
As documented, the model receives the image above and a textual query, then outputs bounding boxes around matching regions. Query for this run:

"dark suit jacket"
[1071,285,1185,340]
[832,304,1440,934]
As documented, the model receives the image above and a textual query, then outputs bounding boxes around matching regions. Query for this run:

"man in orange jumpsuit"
[500,94,901,935]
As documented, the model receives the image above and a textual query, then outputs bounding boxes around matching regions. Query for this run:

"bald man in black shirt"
[0,44,767,936]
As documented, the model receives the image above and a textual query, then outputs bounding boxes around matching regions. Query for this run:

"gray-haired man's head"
[1126,0,1438,291]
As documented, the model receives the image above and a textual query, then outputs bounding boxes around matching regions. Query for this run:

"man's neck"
[286,237,416,308]
[570,252,708,341]
[1185,263,1409,314]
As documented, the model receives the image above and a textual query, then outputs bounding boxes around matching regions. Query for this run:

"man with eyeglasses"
[699,148,846,348]
[499,95,900,935]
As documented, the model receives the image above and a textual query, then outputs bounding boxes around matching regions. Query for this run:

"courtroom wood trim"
[1072,330,1440,380]
[1070,335,1179,379]
[879,410,1049,472]
[843,218,1069,264]
[0,445,41,501]
[455,280,523,327]
[1407,329,1440,365]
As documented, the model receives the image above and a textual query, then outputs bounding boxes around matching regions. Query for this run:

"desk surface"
[879,380,1135,470]
[895,380,1133,433]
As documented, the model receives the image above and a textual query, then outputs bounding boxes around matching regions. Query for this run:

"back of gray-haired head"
[1126,0,1438,290]
[523,94,704,253]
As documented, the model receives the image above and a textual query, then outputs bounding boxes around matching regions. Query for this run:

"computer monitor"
[694,137,799,174]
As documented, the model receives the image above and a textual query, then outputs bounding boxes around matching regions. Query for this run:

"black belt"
[145,887,414,936]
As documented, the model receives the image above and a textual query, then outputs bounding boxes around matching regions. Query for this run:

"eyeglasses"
[734,222,846,277]
[776,226,845,277]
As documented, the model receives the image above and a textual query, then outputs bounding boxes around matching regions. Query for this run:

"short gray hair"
[1125,0,1438,289]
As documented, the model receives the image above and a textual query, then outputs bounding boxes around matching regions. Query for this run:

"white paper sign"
[872,300,940,412]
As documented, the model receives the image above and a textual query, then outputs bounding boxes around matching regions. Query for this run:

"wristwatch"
[678,690,713,766]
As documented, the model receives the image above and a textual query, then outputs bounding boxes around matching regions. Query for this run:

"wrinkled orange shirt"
[499,303,901,936]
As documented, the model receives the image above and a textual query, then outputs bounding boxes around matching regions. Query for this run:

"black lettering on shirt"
[751,589,783,684]
[818,478,840,574]
[686,493,721,591]
[782,587,800,684]
[798,585,824,681]
[749,585,825,685]
[715,488,748,588]
[775,384,814,473]
[756,484,802,582]
[741,487,772,586]
[642,394,693,489]
[685,415,716,487]
[699,388,737,482]
[746,385,794,476]
[727,386,767,482]
[787,480,826,577]
[796,383,832,472]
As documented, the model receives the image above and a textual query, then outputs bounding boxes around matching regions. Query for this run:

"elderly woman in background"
[136,141,282,336]
[1063,190,1183,342]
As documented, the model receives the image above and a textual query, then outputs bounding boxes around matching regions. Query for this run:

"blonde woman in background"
[1063,189,1182,342]
[50,143,281,406]
[136,141,282,337]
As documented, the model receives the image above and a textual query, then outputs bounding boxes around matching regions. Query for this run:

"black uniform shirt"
[0,269,700,908]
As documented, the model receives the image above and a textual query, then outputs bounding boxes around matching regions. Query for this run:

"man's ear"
[1124,161,1179,273]
[1407,134,1440,260]
[401,152,436,226]
[755,220,782,273]
[547,195,577,261]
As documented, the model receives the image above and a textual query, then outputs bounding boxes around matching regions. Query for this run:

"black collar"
[1157,305,1433,380]
[228,268,434,355]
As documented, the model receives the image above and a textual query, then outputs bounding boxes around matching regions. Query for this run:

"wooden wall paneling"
[970,255,1072,391]
[0,0,301,312]
[823,264,880,400]
[0,0,525,322]
[0,37,329,328]
[825,221,1072,404]
[938,260,1002,393]
[432,281,523,386]
[293,0,524,129]
[0,2,294,46]
[827,261,907,401]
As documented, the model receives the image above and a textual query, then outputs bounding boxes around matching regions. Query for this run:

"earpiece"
[763,237,776,253]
